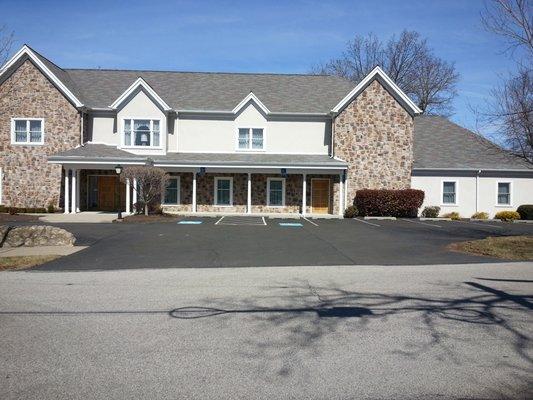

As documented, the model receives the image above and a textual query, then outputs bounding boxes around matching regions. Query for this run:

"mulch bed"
[0,213,40,223]
[118,214,180,223]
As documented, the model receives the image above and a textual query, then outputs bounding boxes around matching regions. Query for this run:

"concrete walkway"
[39,211,118,223]
[0,246,87,257]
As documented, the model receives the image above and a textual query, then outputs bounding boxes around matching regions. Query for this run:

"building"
[0,45,531,217]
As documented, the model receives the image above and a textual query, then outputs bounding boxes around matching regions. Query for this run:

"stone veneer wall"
[333,79,414,205]
[162,172,340,214]
[0,60,80,208]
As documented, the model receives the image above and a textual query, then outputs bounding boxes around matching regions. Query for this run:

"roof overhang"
[109,77,172,111]
[0,45,84,108]
[331,66,422,115]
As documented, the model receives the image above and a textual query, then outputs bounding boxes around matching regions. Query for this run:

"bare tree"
[481,0,533,57]
[478,0,533,163]
[0,25,14,68]
[312,30,459,116]
[121,165,169,216]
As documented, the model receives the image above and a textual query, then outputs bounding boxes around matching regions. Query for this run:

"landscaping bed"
[119,214,180,223]
[449,236,533,260]
[0,213,40,222]
[0,255,59,271]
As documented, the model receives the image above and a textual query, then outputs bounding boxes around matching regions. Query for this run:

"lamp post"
[115,165,123,220]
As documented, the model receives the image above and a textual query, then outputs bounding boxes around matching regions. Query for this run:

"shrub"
[516,205,533,220]
[0,205,5,213]
[471,212,489,220]
[421,206,440,218]
[47,202,55,214]
[442,211,461,220]
[355,189,424,217]
[8,207,19,215]
[344,205,358,218]
[495,211,520,221]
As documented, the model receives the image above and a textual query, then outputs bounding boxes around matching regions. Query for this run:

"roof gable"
[332,66,421,115]
[0,45,84,107]
[109,77,171,111]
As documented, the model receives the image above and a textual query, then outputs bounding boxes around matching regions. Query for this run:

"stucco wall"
[0,60,80,208]
[333,79,414,204]
[411,174,533,218]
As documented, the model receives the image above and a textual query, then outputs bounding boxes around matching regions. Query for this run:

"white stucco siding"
[90,115,118,145]
[116,90,167,155]
[411,174,533,218]
[177,103,330,154]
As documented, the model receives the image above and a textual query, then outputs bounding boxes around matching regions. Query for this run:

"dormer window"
[123,119,160,147]
[238,128,264,151]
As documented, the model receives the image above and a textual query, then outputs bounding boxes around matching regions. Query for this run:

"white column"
[71,169,77,214]
[192,172,197,213]
[64,169,70,214]
[302,173,307,216]
[126,178,131,214]
[247,173,252,214]
[132,178,138,213]
[338,173,344,216]
[76,170,80,212]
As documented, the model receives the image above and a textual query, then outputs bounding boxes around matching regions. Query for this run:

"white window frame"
[121,118,162,148]
[496,181,512,206]
[162,176,180,205]
[267,177,286,207]
[441,180,458,206]
[214,177,233,207]
[11,118,45,145]
[236,127,265,151]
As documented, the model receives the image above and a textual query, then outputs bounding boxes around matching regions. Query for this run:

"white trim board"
[331,66,421,115]
[0,45,83,107]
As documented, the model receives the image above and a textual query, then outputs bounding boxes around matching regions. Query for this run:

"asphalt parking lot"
[30,216,533,270]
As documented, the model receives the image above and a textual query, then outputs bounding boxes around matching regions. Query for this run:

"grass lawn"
[449,235,533,260]
[0,255,59,271]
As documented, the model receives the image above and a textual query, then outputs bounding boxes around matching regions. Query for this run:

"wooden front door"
[96,176,125,211]
[311,179,330,214]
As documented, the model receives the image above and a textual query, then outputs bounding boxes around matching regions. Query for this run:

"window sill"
[267,205,285,208]
[495,204,513,207]
[440,203,458,207]
[214,204,234,207]
[121,146,164,150]
[11,142,44,146]
[235,149,266,152]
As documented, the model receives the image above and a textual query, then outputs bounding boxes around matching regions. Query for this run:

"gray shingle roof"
[49,144,346,168]
[413,116,532,170]
[49,144,145,161]
[63,69,353,113]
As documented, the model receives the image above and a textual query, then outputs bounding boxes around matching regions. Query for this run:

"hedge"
[355,189,424,217]
[1,206,48,214]
[517,205,533,220]
[495,211,520,221]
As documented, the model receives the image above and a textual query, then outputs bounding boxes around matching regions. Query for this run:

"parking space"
[34,217,533,271]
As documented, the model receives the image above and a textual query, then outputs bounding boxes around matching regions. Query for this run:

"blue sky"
[0,0,522,133]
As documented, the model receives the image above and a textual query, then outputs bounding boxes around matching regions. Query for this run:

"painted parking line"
[215,216,267,226]
[279,222,303,227]
[453,220,504,229]
[177,220,203,225]
[400,218,442,228]
[303,217,319,226]
[352,218,380,227]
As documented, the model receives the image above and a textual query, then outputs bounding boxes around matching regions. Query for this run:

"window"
[237,128,263,150]
[11,118,44,144]
[163,177,180,204]
[267,178,285,207]
[214,177,233,206]
[497,182,511,205]
[123,119,160,147]
[442,181,456,204]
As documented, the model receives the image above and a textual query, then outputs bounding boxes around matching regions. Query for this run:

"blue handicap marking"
[279,222,303,227]
[178,220,203,225]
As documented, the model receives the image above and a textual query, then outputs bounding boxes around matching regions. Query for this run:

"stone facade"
[0,60,80,208]
[333,79,414,205]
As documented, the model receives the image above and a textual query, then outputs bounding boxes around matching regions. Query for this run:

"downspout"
[475,169,481,213]
[79,110,84,146]
[329,111,336,158]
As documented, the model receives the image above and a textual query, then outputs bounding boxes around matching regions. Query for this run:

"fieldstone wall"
[0,60,80,208]
[333,79,414,205]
